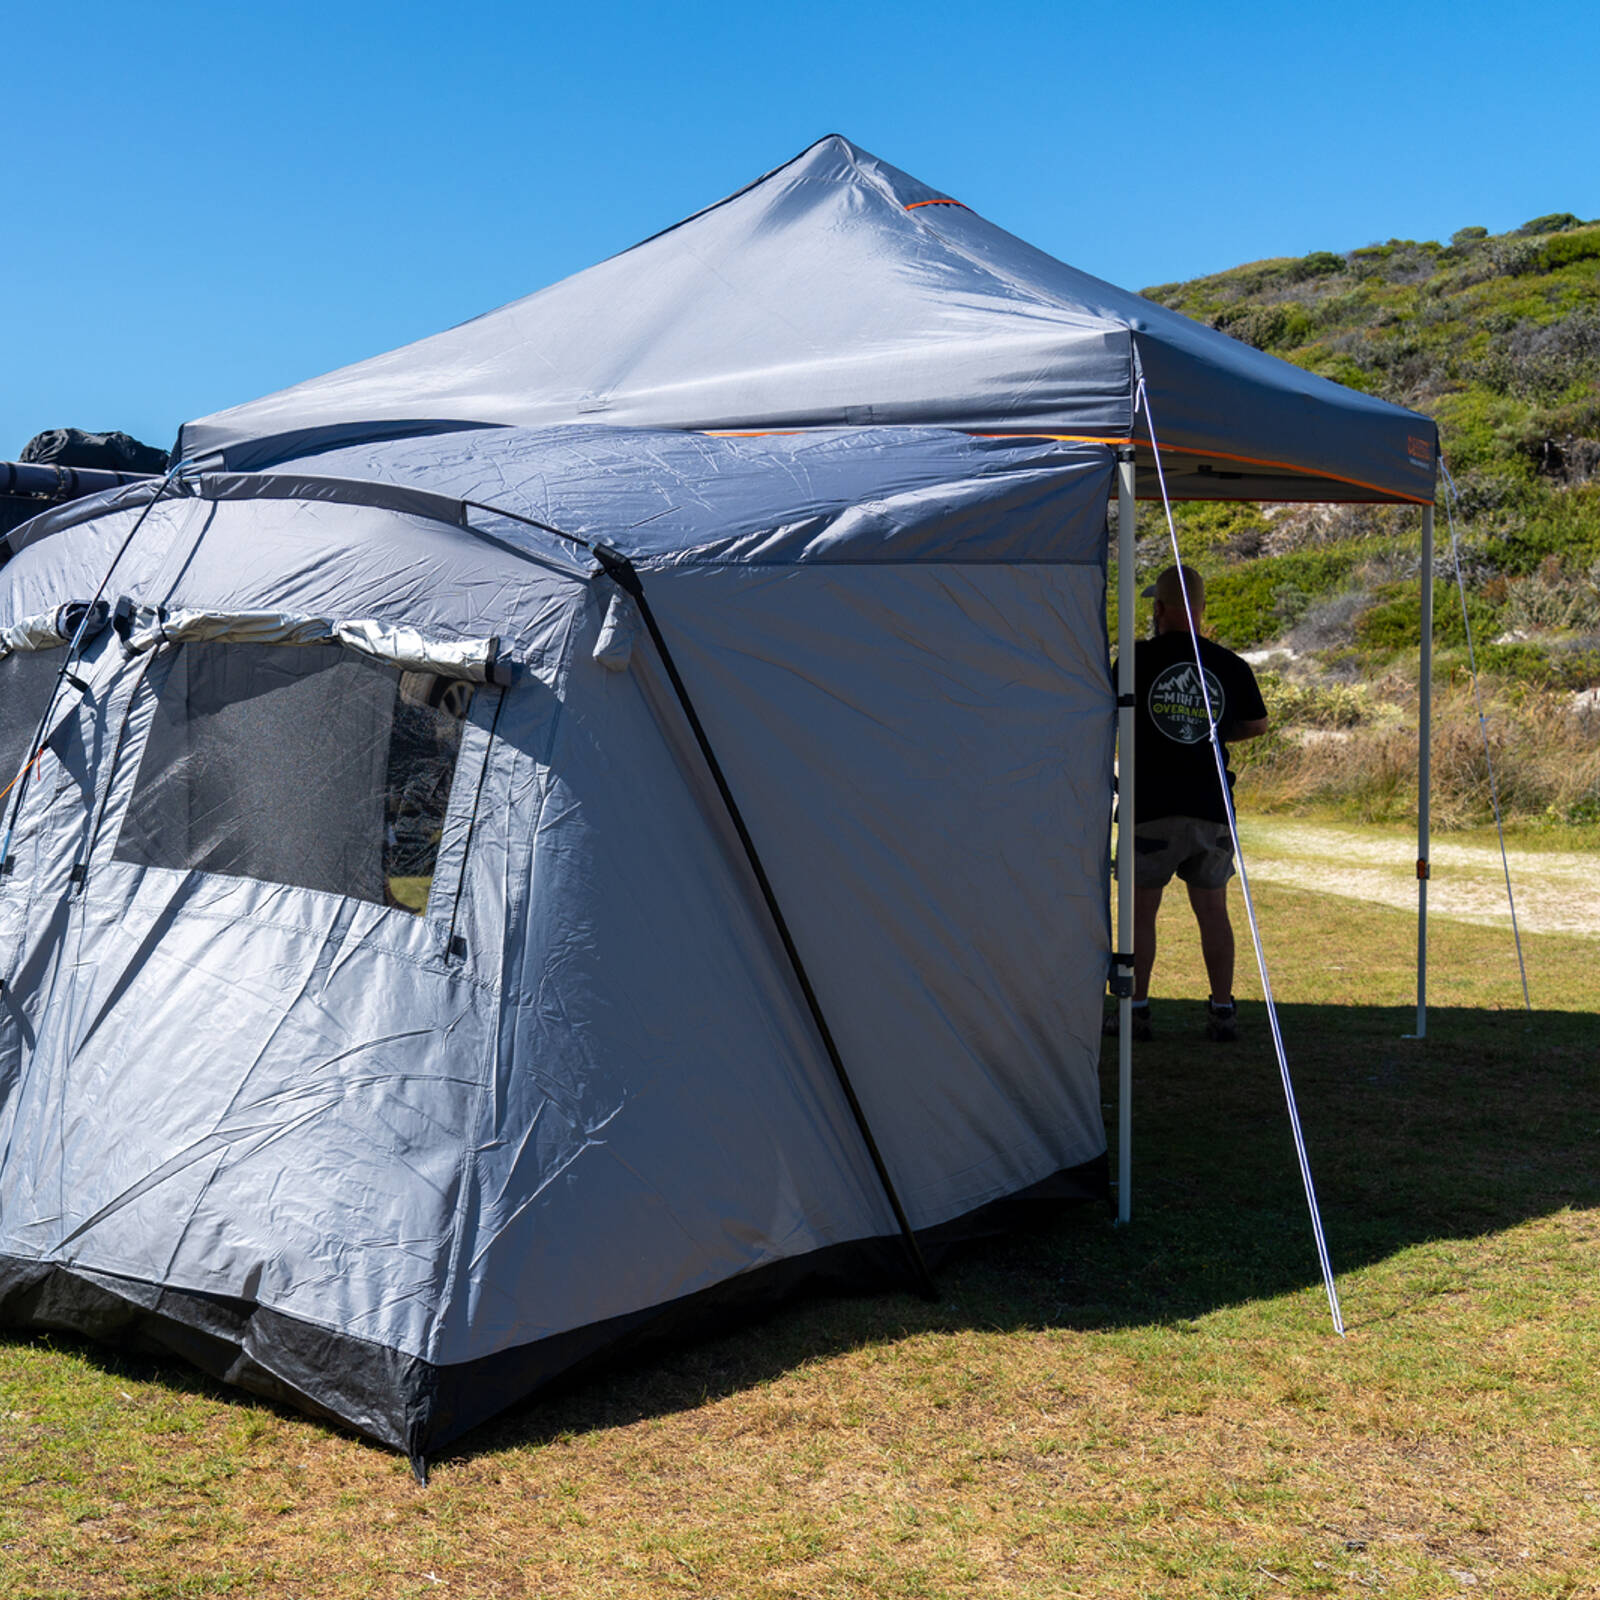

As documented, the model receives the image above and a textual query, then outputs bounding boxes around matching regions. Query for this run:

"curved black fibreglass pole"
[592,545,937,1302]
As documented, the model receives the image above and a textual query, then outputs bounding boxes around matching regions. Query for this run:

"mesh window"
[0,648,68,799]
[114,644,475,914]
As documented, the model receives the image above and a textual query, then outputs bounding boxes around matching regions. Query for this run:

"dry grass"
[3,872,1600,1598]
[1237,674,1600,831]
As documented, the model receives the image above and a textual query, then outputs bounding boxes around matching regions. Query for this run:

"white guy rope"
[1133,378,1346,1337]
[1438,460,1532,1013]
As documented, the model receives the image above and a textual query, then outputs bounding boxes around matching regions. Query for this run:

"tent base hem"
[0,1153,1107,1462]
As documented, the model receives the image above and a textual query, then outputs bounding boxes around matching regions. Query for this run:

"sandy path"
[1236,819,1600,938]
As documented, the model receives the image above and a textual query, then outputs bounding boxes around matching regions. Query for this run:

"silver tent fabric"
[272,423,1114,566]
[0,427,1115,1457]
[178,136,1437,505]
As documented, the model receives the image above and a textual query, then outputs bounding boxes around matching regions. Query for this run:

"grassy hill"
[1125,212,1600,832]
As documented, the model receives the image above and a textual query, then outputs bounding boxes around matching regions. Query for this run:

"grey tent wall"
[592,545,935,1298]
[628,556,1112,1233]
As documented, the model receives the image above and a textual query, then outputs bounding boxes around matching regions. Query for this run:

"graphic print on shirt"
[1147,660,1225,745]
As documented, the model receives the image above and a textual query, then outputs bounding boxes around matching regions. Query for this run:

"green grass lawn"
[3,871,1598,1598]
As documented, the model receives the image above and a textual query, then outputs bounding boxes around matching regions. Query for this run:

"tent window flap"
[112,643,476,915]
[123,607,502,682]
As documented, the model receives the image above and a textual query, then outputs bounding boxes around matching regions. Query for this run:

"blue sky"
[3,0,1595,456]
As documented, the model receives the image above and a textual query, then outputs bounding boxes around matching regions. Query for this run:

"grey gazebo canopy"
[180,135,1437,507]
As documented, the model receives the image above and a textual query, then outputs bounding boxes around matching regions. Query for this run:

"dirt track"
[1237,819,1599,939]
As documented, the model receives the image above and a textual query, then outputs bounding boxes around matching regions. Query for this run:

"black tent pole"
[593,546,937,1301]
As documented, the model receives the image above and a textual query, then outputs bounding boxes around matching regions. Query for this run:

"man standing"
[1109,564,1268,1042]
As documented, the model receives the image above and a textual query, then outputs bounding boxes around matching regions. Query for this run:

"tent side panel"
[640,558,1113,1229]
[435,585,902,1371]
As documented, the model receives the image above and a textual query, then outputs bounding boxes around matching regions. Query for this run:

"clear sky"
[3,0,1595,457]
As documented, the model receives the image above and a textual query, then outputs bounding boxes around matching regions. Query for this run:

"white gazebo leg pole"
[1116,446,1138,1222]
[1415,502,1434,1039]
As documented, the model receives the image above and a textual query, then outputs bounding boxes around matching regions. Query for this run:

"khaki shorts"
[1117,815,1236,891]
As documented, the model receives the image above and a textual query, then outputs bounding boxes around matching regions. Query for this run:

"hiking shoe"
[1205,999,1238,1043]
[1103,1004,1152,1042]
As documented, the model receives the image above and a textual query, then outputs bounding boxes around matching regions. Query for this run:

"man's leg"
[1186,882,1235,1004]
[1134,884,1164,1003]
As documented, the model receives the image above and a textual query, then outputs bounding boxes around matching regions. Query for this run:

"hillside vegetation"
[1127,212,1600,831]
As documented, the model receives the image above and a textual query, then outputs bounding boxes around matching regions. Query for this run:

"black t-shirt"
[1115,630,1267,824]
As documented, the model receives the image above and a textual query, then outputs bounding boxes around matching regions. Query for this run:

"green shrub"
[1469,641,1552,681]
[1345,244,1393,280]
[1256,671,1370,728]
[1472,643,1600,690]
[1485,486,1600,574]
[1167,501,1273,558]
[1213,302,1316,352]
[1525,392,1600,446]
[1293,347,1380,392]
[1518,212,1584,235]
[1292,251,1346,281]
[1431,388,1542,473]
[1353,581,1498,651]
[1544,228,1600,270]
[1204,551,1359,648]
[1567,791,1600,826]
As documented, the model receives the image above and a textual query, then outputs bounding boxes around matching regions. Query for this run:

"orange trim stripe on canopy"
[969,434,1436,505]
[702,429,1433,505]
